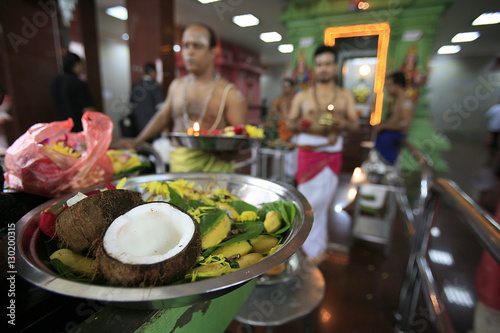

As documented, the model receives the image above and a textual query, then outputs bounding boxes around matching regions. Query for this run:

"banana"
[182,187,202,200]
[236,253,263,269]
[216,203,240,220]
[249,235,280,254]
[201,214,231,249]
[264,210,281,233]
[212,240,252,259]
[50,248,97,276]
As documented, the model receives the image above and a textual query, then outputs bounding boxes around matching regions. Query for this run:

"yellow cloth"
[170,147,235,173]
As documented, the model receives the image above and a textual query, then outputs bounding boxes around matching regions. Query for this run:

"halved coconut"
[55,189,144,253]
[97,202,201,287]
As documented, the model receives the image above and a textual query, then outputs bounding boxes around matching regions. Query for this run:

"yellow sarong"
[170,147,235,173]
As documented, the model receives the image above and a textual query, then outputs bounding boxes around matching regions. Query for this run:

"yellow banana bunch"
[50,249,97,276]
[201,214,231,249]
[264,211,282,233]
[106,149,143,175]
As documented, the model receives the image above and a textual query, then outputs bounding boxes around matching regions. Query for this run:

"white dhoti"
[284,135,298,183]
[299,167,339,258]
[295,133,343,259]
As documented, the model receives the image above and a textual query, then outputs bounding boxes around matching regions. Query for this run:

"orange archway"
[325,22,391,125]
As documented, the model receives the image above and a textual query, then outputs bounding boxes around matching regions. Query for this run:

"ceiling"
[97,0,500,65]
[431,0,500,57]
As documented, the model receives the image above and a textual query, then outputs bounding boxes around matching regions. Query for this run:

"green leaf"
[228,200,258,214]
[167,184,188,210]
[259,201,298,235]
[228,259,240,269]
[199,209,226,236]
[226,222,264,245]
[202,222,264,256]
[187,200,205,210]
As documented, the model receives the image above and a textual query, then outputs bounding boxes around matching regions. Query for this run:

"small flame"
[350,167,367,184]
[327,104,335,111]
[193,122,200,132]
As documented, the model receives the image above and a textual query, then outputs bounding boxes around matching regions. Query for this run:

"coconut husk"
[55,189,144,253]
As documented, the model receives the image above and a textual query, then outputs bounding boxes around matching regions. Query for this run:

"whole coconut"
[55,189,144,253]
[97,202,202,287]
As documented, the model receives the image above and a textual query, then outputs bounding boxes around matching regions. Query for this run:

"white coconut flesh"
[102,202,196,265]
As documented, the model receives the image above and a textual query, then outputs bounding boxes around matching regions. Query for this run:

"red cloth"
[474,203,500,310]
[295,149,342,185]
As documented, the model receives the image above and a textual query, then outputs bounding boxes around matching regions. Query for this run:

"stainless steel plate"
[169,132,261,151]
[16,173,312,309]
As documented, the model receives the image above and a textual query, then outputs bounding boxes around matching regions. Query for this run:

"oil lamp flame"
[193,122,200,136]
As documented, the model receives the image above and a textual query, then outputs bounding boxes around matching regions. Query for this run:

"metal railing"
[394,141,436,329]
[397,178,500,332]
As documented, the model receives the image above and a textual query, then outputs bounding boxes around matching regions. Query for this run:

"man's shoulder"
[217,77,235,89]
[294,87,312,98]
[168,77,185,91]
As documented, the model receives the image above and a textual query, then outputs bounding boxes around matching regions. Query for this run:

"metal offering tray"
[16,173,312,309]
[169,132,261,151]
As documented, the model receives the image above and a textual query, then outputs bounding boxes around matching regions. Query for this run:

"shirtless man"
[287,45,359,260]
[264,78,296,181]
[374,71,414,164]
[264,78,293,127]
[120,23,248,172]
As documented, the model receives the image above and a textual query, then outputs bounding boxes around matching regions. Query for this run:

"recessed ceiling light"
[278,44,294,53]
[173,44,181,52]
[437,45,461,54]
[472,12,500,25]
[105,6,128,20]
[451,31,480,43]
[121,33,129,41]
[197,0,223,4]
[428,250,454,266]
[232,14,260,27]
[260,32,282,43]
[443,285,474,307]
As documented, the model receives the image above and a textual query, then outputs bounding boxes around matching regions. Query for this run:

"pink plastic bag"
[4,111,114,197]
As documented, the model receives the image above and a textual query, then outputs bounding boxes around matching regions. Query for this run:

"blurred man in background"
[51,52,96,132]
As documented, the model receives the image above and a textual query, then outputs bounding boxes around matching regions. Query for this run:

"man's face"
[73,61,83,75]
[181,25,214,74]
[314,52,337,83]
[283,81,292,94]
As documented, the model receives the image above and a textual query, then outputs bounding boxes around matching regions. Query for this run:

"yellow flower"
[140,181,171,199]
[245,125,265,138]
[168,179,196,199]
[197,254,226,266]
[45,141,81,157]
[237,211,259,222]
[187,206,214,223]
